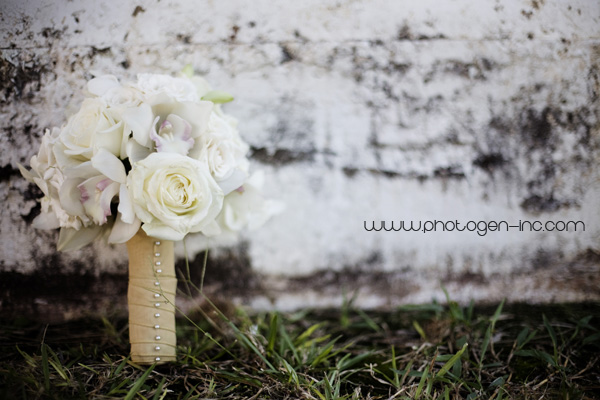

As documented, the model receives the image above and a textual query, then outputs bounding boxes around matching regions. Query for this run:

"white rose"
[136,73,199,103]
[127,152,224,241]
[192,112,249,194]
[57,98,123,162]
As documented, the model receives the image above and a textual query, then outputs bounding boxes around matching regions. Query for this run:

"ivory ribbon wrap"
[126,230,177,364]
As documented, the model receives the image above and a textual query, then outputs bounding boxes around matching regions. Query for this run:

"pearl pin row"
[153,240,163,362]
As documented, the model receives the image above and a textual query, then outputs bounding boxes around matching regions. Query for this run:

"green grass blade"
[152,376,167,400]
[436,343,468,379]
[543,314,558,362]
[415,368,429,398]
[41,344,50,392]
[267,312,279,354]
[391,345,400,388]
[124,364,155,400]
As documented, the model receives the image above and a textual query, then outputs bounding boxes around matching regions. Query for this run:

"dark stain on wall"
[280,44,296,64]
[0,55,46,103]
[177,34,192,44]
[433,165,466,179]
[0,262,127,322]
[250,146,315,165]
[473,152,506,173]
[475,98,597,214]
[132,5,145,17]
[396,24,447,41]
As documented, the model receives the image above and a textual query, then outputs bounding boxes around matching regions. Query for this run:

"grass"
[1,295,599,399]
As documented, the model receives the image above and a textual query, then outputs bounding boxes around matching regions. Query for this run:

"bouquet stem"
[126,230,177,364]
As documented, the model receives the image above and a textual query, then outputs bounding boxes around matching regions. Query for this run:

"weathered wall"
[1,0,599,320]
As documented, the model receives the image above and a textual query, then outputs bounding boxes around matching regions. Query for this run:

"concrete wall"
[1,0,599,320]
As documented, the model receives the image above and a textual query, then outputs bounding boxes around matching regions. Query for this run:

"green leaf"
[201,90,234,104]
[295,322,325,346]
[181,64,194,78]
[583,332,600,345]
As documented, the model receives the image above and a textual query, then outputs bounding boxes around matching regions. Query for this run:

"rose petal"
[142,222,185,241]
[95,120,123,157]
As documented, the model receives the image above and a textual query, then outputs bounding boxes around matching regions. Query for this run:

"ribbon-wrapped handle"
[126,230,177,364]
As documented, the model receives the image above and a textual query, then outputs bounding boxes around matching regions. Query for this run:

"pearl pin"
[155,261,162,266]
[154,281,160,286]
[154,313,160,318]
[155,335,161,340]
[155,252,161,257]
[156,269,162,273]
[154,293,160,298]
[155,346,161,351]
[155,303,161,307]
[155,241,161,246]
[154,325,160,329]
[155,357,161,361]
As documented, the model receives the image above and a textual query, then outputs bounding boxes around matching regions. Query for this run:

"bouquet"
[19,68,275,364]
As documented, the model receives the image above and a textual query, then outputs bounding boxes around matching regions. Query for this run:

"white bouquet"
[20,69,274,364]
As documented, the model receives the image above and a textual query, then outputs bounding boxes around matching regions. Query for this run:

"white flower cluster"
[20,71,274,251]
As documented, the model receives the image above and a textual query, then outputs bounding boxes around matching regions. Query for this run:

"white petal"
[126,139,152,163]
[107,213,141,243]
[17,163,35,182]
[198,220,221,236]
[64,161,97,179]
[32,211,60,230]
[218,168,248,195]
[172,101,213,136]
[118,184,136,224]
[91,148,126,183]
[87,75,120,97]
[95,120,123,157]
[59,178,86,216]
[57,225,103,251]
[122,103,154,148]
[142,222,185,241]
[98,182,121,223]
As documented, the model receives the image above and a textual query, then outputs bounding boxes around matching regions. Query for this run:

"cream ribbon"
[127,230,177,364]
